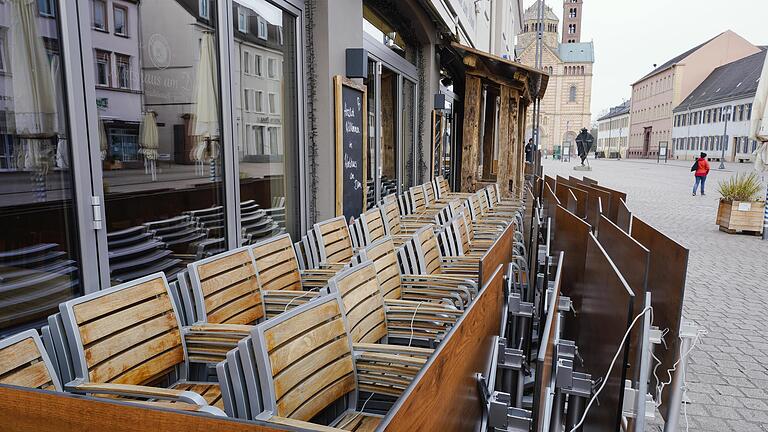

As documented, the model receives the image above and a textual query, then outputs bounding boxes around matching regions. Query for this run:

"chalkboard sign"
[334,76,367,220]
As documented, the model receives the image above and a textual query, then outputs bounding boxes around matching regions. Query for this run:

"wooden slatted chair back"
[413,225,442,275]
[252,294,356,421]
[60,273,185,386]
[424,182,437,205]
[327,262,388,344]
[477,190,491,215]
[0,329,61,391]
[361,207,387,245]
[435,176,450,198]
[314,216,354,265]
[360,238,402,300]
[409,185,427,213]
[450,213,471,255]
[188,247,264,325]
[379,198,403,236]
[486,186,500,205]
[250,234,302,292]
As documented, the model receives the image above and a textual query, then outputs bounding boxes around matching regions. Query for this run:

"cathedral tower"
[562,0,583,44]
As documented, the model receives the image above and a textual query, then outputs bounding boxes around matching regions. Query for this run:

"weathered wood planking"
[378,265,505,432]
[0,385,292,432]
[577,234,634,432]
[479,222,514,286]
[630,216,689,422]
[597,215,649,384]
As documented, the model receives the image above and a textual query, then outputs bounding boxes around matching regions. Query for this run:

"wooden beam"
[460,75,483,192]
[0,386,290,432]
[495,86,512,197]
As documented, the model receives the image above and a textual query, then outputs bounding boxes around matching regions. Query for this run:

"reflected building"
[233,1,285,165]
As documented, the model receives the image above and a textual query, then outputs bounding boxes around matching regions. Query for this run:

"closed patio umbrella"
[138,111,159,181]
[190,31,220,179]
[10,0,60,201]
[98,114,108,161]
[749,51,768,239]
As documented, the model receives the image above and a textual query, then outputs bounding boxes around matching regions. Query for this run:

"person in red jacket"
[692,152,710,196]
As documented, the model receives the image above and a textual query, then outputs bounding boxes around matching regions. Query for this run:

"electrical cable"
[283,286,321,313]
[407,301,425,347]
[568,306,653,432]
[337,392,375,429]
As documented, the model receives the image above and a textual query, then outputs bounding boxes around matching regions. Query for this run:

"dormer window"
[257,16,268,40]
[238,8,248,33]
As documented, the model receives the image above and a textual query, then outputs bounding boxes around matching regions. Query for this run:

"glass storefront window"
[0,0,81,332]
[90,0,228,284]
[233,0,299,240]
[379,66,398,194]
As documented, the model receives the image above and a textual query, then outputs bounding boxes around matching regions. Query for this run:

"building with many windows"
[517,0,593,157]
[672,49,765,162]
[596,100,630,158]
[628,30,759,158]
[0,0,543,335]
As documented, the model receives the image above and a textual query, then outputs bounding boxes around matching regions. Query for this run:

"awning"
[449,41,549,100]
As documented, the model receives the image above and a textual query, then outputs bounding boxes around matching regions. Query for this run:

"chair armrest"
[126,400,226,416]
[183,324,252,364]
[66,381,208,406]
[352,342,433,358]
[262,289,322,318]
[353,346,430,398]
[383,300,460,343]
[258,414,346,431]
[400,275,475,307]
[300,268,337,289]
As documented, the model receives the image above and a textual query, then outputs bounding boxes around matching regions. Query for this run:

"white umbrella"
[10,0,59,173]
[749,51,768,239]
[138,111,159,181]
[98,114,108,161]
[190,31,220,178]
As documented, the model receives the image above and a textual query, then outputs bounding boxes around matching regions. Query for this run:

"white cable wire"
[568,306,653,432]
[283,286,321,313]
[338,392,375,429]
[655,328,707,407]
[407,302,425,347]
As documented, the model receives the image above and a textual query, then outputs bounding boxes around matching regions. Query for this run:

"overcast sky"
[523,0,768,121]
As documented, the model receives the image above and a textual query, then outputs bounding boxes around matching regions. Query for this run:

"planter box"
[716,200,765,235]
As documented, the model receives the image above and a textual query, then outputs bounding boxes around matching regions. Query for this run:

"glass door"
[0,0,85,333]
[81,0,229,285]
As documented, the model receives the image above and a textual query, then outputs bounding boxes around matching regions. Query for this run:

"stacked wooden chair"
[250,294,394,430]
[360,237,474,309]
[57,273,229,411]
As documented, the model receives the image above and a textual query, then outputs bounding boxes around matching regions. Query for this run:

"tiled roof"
[559,42,594,63]
[597,100,631,121]
[674,49,766,112]
[633,33,722,84]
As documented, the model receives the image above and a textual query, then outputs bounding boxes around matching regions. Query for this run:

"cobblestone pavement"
[541,157,768,432]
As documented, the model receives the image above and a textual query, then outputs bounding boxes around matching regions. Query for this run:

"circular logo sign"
[148,33,171,70]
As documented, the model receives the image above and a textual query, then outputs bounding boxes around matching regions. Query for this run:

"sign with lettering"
[334,76,367,219]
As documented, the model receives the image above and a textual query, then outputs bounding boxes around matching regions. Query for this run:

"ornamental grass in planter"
[716,173,765,234]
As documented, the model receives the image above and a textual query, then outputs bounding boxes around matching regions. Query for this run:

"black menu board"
[334,76,367,220]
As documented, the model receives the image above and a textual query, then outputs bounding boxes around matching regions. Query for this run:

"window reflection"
[0,0,81,332]
[94,0,228,284]
[233,0,298,240]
